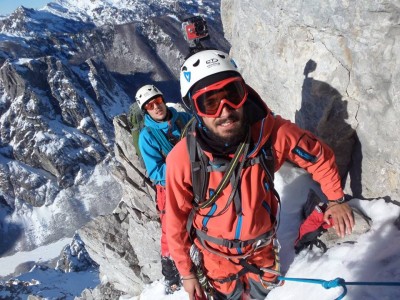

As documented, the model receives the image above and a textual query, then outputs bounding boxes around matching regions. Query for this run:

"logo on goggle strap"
[184,71,191,82]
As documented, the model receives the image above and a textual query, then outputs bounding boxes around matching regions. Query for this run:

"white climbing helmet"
[135,84,163,110]
[180,49,240,99]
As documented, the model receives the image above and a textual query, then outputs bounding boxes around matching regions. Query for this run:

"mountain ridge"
[0,0,229,257]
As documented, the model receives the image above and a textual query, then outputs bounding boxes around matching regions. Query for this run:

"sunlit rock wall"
[222,0,400,201]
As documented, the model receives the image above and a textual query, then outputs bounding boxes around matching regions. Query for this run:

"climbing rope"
[277,276,400,300]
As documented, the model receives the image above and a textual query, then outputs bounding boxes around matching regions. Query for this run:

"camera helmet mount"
[180,49,241,110]
[135,84,163,110]
[182,16,209,51]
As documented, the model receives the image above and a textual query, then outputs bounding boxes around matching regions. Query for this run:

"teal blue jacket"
[138,107,192,186]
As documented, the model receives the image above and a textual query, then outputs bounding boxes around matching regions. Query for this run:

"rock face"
[221,0,400,201]
[78,103,187,296]
[75,101,188,297]
[320,206,371,249]
[0,235,99,298]
[56,233,97,273]
[78,113,161,296]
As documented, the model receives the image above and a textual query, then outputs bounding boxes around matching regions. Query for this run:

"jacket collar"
[245,85,275,158]
[144,106,178,129]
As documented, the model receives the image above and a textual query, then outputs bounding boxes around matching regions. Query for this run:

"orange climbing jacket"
[165,87,344,281]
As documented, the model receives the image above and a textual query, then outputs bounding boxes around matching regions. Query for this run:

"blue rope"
[277,276,400,300]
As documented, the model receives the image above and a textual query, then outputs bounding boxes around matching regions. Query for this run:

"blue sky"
[0,0,50,16]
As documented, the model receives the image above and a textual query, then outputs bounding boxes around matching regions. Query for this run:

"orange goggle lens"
[191,77,248,117]
[144,96,163,110]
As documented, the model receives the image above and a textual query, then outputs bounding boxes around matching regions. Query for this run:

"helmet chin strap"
[194,113,207,132]
[182,95,192,112]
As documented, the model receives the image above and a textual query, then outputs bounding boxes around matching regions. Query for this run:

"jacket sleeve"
[139,130,166,186]
[165,139,194,276]
[272,115,344,200]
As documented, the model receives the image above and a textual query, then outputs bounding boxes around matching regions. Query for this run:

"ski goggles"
[144,96,163,110]
[190,76,248,117]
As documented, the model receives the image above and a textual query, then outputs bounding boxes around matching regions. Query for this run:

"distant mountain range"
[0,0,229,257]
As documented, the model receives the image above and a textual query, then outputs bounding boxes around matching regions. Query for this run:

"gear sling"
[183,121,282,295]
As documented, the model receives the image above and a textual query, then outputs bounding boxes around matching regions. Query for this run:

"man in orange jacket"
[165,49,354,300]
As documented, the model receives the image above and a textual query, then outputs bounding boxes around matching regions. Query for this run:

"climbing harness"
[183,118,283,292]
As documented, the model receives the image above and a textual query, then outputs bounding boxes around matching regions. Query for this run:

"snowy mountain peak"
[0,5,94,37]
[44,0,221,26]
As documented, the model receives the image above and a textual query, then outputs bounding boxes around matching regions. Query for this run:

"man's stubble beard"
[208,116,248,145]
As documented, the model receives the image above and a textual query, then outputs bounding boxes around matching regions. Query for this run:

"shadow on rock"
[296,59,362,198]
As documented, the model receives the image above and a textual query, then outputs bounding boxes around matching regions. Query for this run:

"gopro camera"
[182,16,209,42]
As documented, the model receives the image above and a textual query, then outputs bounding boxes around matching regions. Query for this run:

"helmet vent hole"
[182,66,187,71]
[193,59,200,67]
[218,54,226,59]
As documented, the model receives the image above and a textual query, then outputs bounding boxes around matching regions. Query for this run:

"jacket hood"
[144,106,179,129]
[243,85,276,158]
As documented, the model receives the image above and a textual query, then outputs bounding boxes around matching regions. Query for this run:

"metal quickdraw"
[259,239,284,290]
[190,244,215,299]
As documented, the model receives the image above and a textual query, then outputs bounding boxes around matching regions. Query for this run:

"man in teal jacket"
[136,84,192,294]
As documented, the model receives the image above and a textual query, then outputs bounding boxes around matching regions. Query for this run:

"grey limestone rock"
[77,114,161,296]
[78,282,124,300]
[320,205,371,249]
[221,0,400,201]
